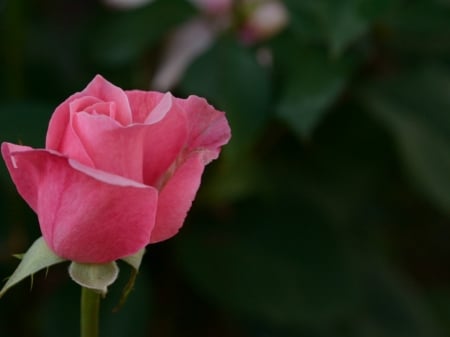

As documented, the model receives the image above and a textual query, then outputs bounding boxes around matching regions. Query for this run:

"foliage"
[1,0,450,336]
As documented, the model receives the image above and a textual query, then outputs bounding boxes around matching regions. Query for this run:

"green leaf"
[176,201,361,330]
[382,1,450,56]
[354,264,444,337]
[0,236,66,298]
[90,0,195,66]
[285,0,393,55]
[69,261,119,296]
[361,65,450,214]
[179,36,271,160]
[427,288,450,337]
[319,1,368,56]
[274,40,355,138]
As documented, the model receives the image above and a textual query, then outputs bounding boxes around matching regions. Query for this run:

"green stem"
[81,287,101,337]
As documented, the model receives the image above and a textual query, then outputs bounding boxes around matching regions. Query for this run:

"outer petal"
[150,153,204,243]
[177,95,231,164]
[2,142,158,263]
[2,143,40,211]
[126,91,189,186]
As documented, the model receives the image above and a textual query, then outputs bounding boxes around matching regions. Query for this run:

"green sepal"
[121,248,145,271]
[113,248,145,311]
[69,261,119,296]
[0,236,66,298]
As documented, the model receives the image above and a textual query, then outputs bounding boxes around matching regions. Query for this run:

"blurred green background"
[1,0,450,336]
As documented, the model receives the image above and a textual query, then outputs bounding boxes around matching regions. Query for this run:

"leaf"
[382,1,450,56]
[176,201,361,330]
[179,36,271,160]
[354,263,444,337]
[90,0,195,66]
[285,0,393,55]
[361,65,450,214]
[273,38,355,138]
[0,236,66,298]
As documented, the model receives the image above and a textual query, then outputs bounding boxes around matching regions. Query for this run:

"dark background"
[1,0,450,336]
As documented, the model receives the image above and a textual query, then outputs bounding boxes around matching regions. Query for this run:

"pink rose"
[2,75,230,263]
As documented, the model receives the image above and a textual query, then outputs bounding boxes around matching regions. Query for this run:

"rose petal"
[178,95,231,164]
[46,95,95,166]
[2,142,158,263]
[2,143,39,211]
[83,101,116,118]
[56,97,116,167]
[69,96,103,114]
[72,112,148,182]
[150,153,204,243]
[125,90,166,124]
[126,91,189,186]
[46,75,132,152]
[79,75,132,125]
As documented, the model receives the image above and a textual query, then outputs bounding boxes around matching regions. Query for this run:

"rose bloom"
[2,75,231,263]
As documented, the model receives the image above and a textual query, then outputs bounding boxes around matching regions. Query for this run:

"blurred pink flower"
[240,0,289,44]
[151,0,288,90]
[102,0,154,10]
[151,19,219,91]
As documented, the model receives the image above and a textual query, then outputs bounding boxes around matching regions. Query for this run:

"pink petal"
[72,112,148,182]
[177,95,231,164]
[83,101,116,117]
[126,91,189,186]
[125,90,166,124]
[69,96,103,113]
[2,143,39,212]
[46,75,132,151]
[2,142,158,263]
[46,94,95,167]
[150,153,204,243]
[79,75,132,125]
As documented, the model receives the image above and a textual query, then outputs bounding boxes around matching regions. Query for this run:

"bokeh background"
[1,0,450,336]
